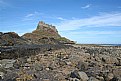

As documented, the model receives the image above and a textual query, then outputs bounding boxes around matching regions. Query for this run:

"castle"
[37,21,58,33]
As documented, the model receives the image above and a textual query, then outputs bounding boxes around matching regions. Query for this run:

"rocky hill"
[22,21,74,44]
[0,21,74,46]
[0,32,28,46]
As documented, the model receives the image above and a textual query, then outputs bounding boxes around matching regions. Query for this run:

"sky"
[0,0,121,44]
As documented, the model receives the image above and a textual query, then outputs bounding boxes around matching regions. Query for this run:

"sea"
[98,44,121,46]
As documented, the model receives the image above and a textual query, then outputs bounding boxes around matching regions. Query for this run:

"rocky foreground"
[0,44,121,81]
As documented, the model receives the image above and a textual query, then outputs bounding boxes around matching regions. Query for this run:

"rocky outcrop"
[22,21,75,44]
[0,21,74,46]
[0,32,28,46]
[23,21,61,39]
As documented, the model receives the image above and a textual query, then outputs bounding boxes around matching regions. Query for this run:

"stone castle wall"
[38,21,58,33]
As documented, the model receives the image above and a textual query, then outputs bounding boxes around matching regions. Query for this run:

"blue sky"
[0,0,121,44]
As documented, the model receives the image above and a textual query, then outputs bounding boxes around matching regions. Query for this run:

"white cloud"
[57,17,66,20]
[55,13,121,31]
[25,14,34,17]
[59,30,121,43]
[81,4,91,9]
[23,11,40,21]
[67,30,121,35]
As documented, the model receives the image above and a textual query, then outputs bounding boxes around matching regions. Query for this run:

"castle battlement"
[38,21,58,33]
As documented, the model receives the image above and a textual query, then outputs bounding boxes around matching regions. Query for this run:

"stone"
[70,78,80,81]
[5,63,13,69]
[0,59,15,69]
[78,71,89,81]
[70,71,89,81]
[107,73,114,81]
[110,77,119,81]
[117,57,121,66]
[88,77,99,81]
[77,61,88,71]
[96,76,104,81]
[70,70,80,79]
[0,72,4,79]
[42,79,50,81]
[101,55,118,64]
[0,32,28,46]
[34,64,43,71]
[46,67,50,71]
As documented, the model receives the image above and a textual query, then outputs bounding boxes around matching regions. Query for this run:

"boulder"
[70,70,89,81]
[77,61,88,71]
[101,55,118,64]
[88,77,99,81]
[107,73,114,81]
[78,71,89,81]
[0,72,4,80]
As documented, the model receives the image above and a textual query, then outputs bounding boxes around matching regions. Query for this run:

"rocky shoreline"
[0,21,121,81]
[0,44,121,81]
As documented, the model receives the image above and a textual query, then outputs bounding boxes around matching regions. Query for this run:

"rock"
[70,70,80,79]
[101,55,118,64]
[110,77,119,81]
[107,73,114,81]
[88,77,99,81]
[46,67,50,71]
[5,63,14,69]
[78,71,89,81]
[0,32,28,46]
[117,57,121,66]
[27,57,32,63]
[0,72,4,80]
[112,68,121,77]
[77,61,88,71]
[70,70,89,81]
[34,63,43,71]
[42,79,50,81]
[0,59,15,68]
[22,21,74,44]
[96,76,104,81]
[69,78,80,81]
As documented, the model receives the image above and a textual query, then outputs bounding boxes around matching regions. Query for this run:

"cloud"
[55,12,121,31]
[81,4,91,9]
[56,17,66,20]
[59,30,121,43]
[22,11,41,21]
[67,30,121,35]
[25,14,34,17]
